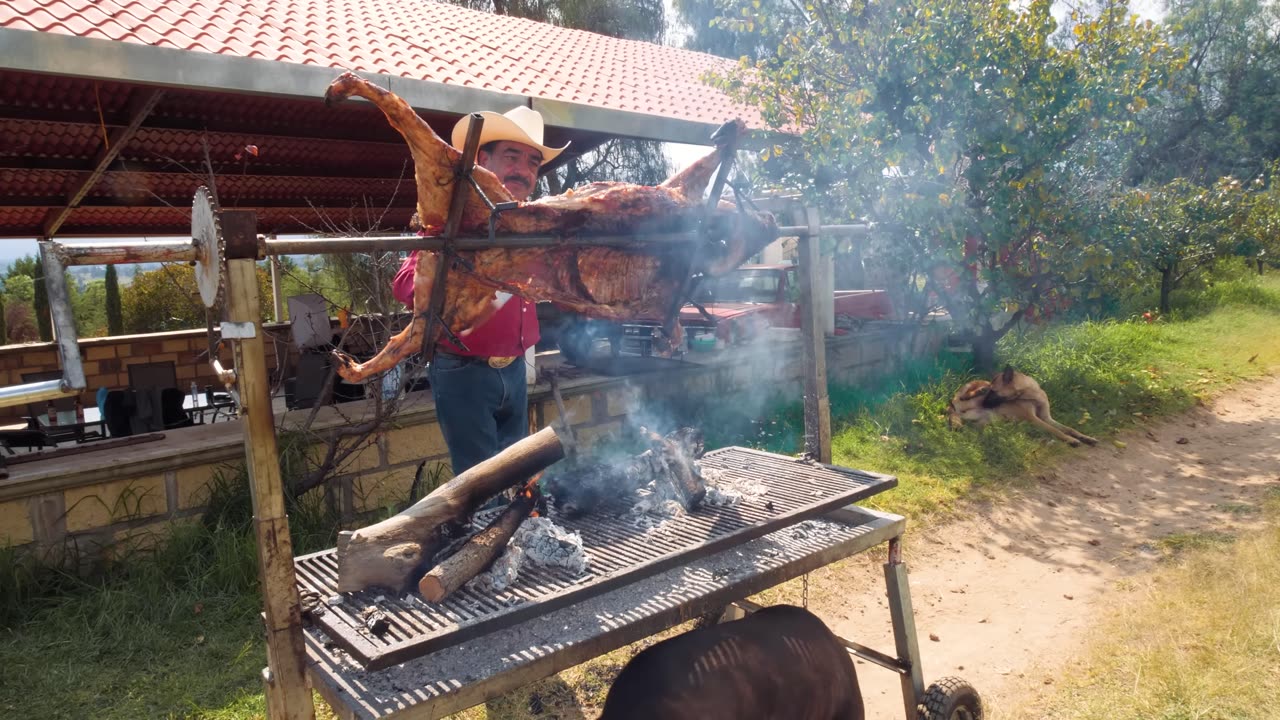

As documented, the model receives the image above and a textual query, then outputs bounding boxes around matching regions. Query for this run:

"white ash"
[326,594,345,607]
[789,519,824,540]
[513,517,589,575]
[700,465,769,507]
[466,546,525,594]
[465,518,589,595]
[702,486,741,507]
[628,493,686,533]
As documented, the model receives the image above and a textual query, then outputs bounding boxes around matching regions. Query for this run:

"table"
[27,413,105,445]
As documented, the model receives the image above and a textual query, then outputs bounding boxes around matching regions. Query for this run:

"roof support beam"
[6,197,414,210]
[40,87,165,239]
[0,156,419,182]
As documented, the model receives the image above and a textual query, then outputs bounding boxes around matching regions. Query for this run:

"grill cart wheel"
[919,676,983,720]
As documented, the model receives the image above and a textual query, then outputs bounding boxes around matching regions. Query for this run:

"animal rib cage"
[295,446,896,670]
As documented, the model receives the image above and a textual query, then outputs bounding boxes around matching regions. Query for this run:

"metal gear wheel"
[192,186,226,309]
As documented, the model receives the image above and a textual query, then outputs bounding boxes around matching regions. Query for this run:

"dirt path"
[816,376,1280,719]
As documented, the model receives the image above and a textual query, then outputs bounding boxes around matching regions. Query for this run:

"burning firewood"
[335,426,566,593]
[418,479,541,602]
[544,427,709,517]
[636,426,707,512]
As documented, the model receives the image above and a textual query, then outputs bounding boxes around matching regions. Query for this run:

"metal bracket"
[487,201,522,243]
[219,321,257,339]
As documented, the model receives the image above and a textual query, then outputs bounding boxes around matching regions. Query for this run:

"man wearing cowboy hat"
[391,105,569,477]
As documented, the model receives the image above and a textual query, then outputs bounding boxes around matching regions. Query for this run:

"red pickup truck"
[621,264,893,355]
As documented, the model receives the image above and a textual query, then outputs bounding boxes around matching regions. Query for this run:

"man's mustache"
[503,175,531,188]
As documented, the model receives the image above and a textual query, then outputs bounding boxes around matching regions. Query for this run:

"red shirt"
[392,251,540,358]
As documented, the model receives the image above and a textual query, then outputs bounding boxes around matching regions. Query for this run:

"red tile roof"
[0,0,759,128]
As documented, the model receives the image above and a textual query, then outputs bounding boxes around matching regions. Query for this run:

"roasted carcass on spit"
[322,72,778,383]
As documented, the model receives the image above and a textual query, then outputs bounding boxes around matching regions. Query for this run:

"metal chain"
[802,572,810,609]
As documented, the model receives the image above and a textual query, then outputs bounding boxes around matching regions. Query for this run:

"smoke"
[542,329,805,515]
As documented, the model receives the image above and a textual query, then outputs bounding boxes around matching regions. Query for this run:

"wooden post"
[226,256,316,720]
[796,205,832,463]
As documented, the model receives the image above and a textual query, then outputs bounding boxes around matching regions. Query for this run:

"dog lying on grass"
[948,365,1099,447]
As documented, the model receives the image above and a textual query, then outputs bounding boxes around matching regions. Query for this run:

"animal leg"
[324,71,511,232]
[1040,408,1099,446]
[657,120,743,200]
[1025,414,1083,447]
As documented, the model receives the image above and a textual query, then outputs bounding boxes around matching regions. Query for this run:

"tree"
[32,265,51,341]
[105,265,123,335]
[0,295,6,345]
[4,301,37,343]
[123,264,273,333]
[2,274,34,305]
[1111,176,1249,313]
[671,0,799,61]
[442,0,672,191]
[1236,165,1280,274]
[1127,0,1280,186]
[73,278,109,337]
[708,0,1180,370]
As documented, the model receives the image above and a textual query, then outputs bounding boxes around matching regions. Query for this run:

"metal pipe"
[261,231,707,255]
[48,224,870,268]
[49,238,198,267]
[40,242,86,392]
[0,379,69,407]
[776,224,871,237]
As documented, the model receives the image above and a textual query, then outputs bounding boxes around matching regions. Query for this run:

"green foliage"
[122,265,271,333]
[672,0,800,61]
[33,266,51,342]
[0,434,340,719]
[104,265,123,336]
[709,0,1182,368]
[2,273,33,304]
[1129,0,1280,186]
[121,264,205,333]
[1107,175,1253,311]
[0,295,6,344]
[701,271,1280,519]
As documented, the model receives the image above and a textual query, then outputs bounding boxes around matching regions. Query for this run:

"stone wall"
[0,321,945,561]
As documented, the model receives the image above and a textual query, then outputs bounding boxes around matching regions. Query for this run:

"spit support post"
[658,120,742,347]
[418,114,486,363]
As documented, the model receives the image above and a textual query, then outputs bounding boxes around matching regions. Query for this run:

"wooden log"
[335,425,565,593]
[418,486,539,602]
[638,427,706,511]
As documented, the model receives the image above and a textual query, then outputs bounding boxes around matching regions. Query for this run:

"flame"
[521,473,543,501]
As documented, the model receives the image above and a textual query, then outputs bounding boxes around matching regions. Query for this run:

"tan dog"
[948,366,1099,447]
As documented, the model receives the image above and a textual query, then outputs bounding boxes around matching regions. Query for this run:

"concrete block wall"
[0,321,946,561]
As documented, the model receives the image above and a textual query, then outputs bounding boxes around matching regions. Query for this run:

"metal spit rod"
[44,224,870,268]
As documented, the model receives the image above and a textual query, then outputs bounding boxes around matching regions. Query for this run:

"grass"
[1027,497,1280,720]
[2,273,1278,719]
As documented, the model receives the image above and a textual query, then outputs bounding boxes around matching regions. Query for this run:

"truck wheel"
[919,677,983,720]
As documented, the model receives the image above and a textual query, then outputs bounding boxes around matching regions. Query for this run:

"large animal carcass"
[321,72,777,382]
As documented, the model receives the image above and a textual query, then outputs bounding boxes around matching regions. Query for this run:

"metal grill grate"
[295,446,895,670]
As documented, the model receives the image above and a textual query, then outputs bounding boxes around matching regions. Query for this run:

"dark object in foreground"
[600,604,864,720]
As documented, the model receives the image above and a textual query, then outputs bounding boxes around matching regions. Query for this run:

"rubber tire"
[919,677,983,720]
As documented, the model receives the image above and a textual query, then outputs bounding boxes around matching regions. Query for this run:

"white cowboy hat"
[451,106,569,165]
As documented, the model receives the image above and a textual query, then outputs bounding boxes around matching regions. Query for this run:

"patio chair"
[204,386,236,423]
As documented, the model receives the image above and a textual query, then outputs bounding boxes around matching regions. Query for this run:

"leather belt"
[438,351,517,369]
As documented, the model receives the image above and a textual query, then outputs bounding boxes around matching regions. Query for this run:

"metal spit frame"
[2,136,894,718]
[305,506,930,720]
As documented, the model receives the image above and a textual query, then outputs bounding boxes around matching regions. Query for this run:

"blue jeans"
[429,352,529,477]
